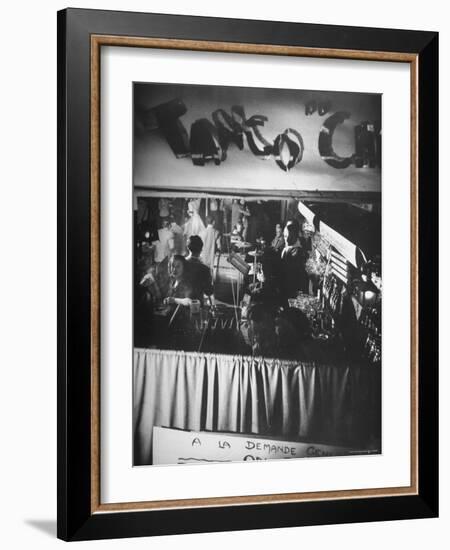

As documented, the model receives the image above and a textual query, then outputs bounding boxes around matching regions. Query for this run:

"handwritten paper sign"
[152,427,359,465]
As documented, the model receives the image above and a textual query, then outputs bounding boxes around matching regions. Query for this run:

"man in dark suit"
[185,235,215,306]
[280,220,308,301]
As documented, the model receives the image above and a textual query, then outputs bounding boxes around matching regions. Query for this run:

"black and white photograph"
[133,82,382,466]
[1,0,443,545]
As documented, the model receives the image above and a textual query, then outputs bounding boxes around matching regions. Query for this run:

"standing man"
[185,235,215,307]
[280,220,308,301]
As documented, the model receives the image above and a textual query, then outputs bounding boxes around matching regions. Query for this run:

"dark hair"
[247,301,278,323]
[279,307,311,338]
[187,235,203,255]
[249,286,281,312]
[285,219,299,233]
[284,220,300,245]
[170,254,186,265]
[206,215,215,225]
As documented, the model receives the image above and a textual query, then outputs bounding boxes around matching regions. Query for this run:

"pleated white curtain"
[133,348,379,465]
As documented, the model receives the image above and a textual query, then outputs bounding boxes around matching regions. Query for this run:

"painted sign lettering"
[142,100,380,172]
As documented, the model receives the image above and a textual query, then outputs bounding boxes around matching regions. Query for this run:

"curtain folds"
[133,348,380,465]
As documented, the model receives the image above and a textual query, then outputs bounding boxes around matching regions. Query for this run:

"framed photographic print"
[57,8,438,541]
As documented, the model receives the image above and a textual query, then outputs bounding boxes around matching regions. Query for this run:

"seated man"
[185,235,215,306]
[245,302,277,357]
[231,219,243,240]
[274,307,310,359]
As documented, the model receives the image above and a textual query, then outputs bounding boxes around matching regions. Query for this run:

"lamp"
[353,278,379,306]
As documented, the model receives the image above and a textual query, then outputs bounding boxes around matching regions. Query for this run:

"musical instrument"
[234,241,252,249]
[227,253,250,275]
[248,249,263,257]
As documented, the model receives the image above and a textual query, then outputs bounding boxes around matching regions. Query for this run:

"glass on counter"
[288,293,335,340]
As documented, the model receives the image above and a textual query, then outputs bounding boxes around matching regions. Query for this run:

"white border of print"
[100,46,410,504]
